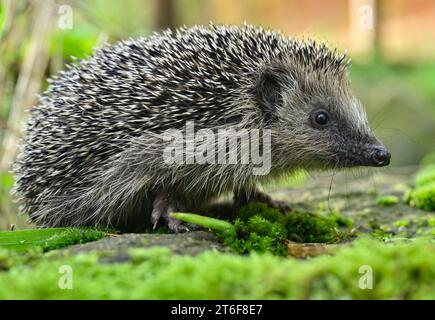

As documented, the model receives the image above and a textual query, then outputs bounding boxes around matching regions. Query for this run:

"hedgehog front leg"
[151,192,190,233]
[233,188,291,214]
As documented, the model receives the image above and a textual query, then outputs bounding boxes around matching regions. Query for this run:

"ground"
[0,166,434,299]
[271,166,432,236]
[62,166,432,255]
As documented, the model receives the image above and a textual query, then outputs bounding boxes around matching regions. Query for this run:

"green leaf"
[0,228,105,252]
[0,228,69,252]
[170,213,234,232]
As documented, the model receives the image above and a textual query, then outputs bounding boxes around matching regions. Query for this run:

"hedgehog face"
[256,63,391,170]
[303,94,391,169]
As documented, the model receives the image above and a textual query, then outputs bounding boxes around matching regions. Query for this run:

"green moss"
[222,216,287,255]
[212,203,351,255]
[285,212,344,243]
[236,202,285,224]
[368,221,394,240]
[415,165,435,187]
[0,238,434,299]
[0,246,51,272]
[394,219,410,228]
[405,164,435,211]
[403,189,413,204]
[222,202,287,255]
[377,195,399,207]
[328,211,354,228]
[410,182,435,211]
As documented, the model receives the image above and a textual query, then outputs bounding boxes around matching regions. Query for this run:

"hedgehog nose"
[369,145,391,167]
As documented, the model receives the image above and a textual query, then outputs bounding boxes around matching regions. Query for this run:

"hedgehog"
[13,24,390,232]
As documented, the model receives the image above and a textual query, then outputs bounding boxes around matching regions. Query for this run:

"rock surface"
[272,166,424,228]
[67,231,226,256]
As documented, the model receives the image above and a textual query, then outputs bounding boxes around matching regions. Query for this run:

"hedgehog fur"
[13,23,389,231]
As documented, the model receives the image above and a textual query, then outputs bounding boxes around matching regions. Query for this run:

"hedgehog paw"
[151,193,189,233]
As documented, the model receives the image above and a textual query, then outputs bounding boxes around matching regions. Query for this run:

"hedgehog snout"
[365,144,391,167]
[348,142,391,167]
[333,139,391,168]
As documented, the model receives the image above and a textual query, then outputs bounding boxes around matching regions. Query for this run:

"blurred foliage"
[50,25,99,61]
[0,172,21,230]
[350,60,435,165]
[420,152,435,167]
[76,0,152,38]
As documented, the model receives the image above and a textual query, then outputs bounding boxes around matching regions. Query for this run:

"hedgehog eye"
[311,110,330,129]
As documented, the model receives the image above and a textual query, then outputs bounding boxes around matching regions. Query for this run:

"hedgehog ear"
[255,65,293,114]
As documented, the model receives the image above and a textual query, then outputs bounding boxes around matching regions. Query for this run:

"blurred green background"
[0,0,434,230]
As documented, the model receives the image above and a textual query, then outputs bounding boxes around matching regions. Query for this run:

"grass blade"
[170,213,234,232]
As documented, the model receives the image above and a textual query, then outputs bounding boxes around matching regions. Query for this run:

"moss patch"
[415,165,435,187]
[408,182,435,211]
[219,203,287,255]
[236,202,285,224]
[394,219,410,228]
[285,212,343,243]
[406,165,435,211]
[222,215,287,255]
[327,211,354,228]
[214,202,352,256]
[377,195,399,207]
[0,238,434,299]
